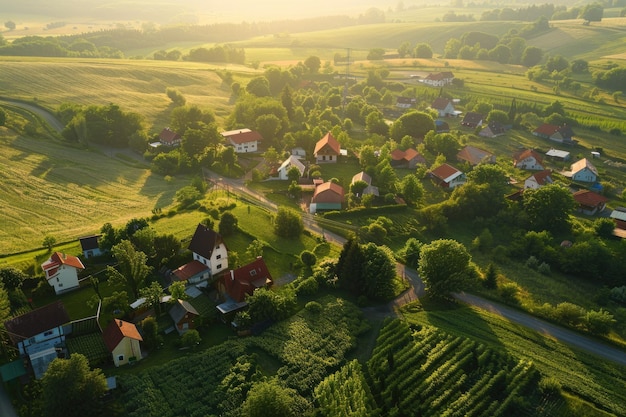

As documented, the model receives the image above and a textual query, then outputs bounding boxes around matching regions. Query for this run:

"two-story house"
[41,252,85,294]
[172,224,229,285]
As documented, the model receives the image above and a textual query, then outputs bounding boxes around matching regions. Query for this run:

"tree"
[391,111,435,140]
[42,235,56,251]
[418,239,472,299]
[287,166,301,182]
[414,43,433,58]
[139,281,165,316]
[139,316,161,350]
[523,184,575,232]
[521,46,543,67]
[4,21,16,30]
[401,238,423,269]
[247,288,296,323]
[423,132,460,160]
[579,3,603,23]
[367,48,386,60]
[362,243,396,300]
[399,174,424,206]
[486,109,509,124]
[0,266,27,291]
[303,55,321,73]
[182,329,201,349]
[219,212,239,236]
[154,234,181,263]
[585,309,615,335]
[169,281,188,302]
[40,354,107,417]
[545,55,569,73]
[242,379,297,417]
[571,59,589,73]
[300,250,317,268]
[107,240,152,300]
[483,263,498,289]
[165,88,186,106]
[336,237,365,294]
[246,240,265,262]
[246,76,271,97]
[274,207,303,238]
[0,284,10,329]
[488,44,511,64]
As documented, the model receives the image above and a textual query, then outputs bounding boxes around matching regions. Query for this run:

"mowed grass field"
[0,126,189,256]
[0,57,243,128]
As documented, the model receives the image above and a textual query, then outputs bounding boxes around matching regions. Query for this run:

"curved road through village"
[1,101,624,413]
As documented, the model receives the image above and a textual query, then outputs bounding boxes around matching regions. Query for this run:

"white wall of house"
[193,243,228,276]
[112,338,142,367]
[315,154,337,164]
[516,158,543,170]
[47,265,80,294]
[18,327,64,356]
[231,140,258,153]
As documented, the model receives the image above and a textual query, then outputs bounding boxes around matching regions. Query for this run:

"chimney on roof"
[118,320,123,327]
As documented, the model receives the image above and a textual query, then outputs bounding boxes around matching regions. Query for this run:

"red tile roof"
[430,163,461,182]
[223,257,273,302]
[533,124,559,136]
[513,149,543,164]
[314,132,341,155]
[172,260,209,281]
[312,182,344,203]
[529,170,553,185]
[4,301,70,344]
[159,128,181,144]
[223,130,263,145]
[103,320,143,352]
[41,252,85,278]
[573,190,608,207]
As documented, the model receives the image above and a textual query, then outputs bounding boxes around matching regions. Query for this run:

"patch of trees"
[480,3,561,22]
[185,45,245,64]
[0,35,123,58]
[60,103,145,148]
[593,67,626,91]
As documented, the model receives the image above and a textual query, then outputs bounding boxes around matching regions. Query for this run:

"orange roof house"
[391,148,427,169]
[430,163,466,188]
[314,132,341,163]
[573,190,608,215]
[103,320,143,367]
[221,129,263,153]
[513,149,544,171]
[216,257,273,315]
[41,252,85,295]
[310,181,344,213]
[524,170,553,190]
[158,128,182,147]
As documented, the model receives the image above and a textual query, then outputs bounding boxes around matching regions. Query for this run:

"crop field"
[0,126,188,255]
[400,301,626,415]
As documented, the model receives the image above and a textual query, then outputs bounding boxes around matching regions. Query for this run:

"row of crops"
[366,319,541,417]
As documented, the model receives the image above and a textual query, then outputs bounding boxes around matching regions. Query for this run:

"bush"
[305,301,322,314]
[539,376,562,395]
[525,256,540,270]
[537,262,551,275]
[585,309,616,335]
[554,302,585,327]
[296,277,319,296]
[499,283,520,304]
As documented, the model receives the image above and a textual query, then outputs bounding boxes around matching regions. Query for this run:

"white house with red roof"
[429,163,466,188]
[172,224,228,285]
[513,149,544,171]
[41,252,85,294]
[524,170,553,190]
[221,128,263,153]
[573,190,608,215]
[216,257,273,316]
[158,127,182,147]
[277,155,306,180]
[102,320,143,367]
[314,132,341,163]
[423,72,454,87]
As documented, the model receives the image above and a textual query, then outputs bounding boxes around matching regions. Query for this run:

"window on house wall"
[216,254,221,260]
[44,330,53,337]
[250,269,257,276]
[118,355,124,362]
[216,264,222,269]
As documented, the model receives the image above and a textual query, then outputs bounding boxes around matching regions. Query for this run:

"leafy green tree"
[391,111,435,140]
[42,235,56,251]
[579,3,603,23]
[401,238,423,269]
[362,243,397,300]
[399,174,425,206]
[247,288,296,323]
[287,181,302,199]
[336,237,365,294]
[40,354,107,417]
[246,76,272,97]
[521,46,543,67]
[488,44,511,64]
[423,132,460,160]
[545,55,569,73]
[169,105,216,137]
[419,239,472,299]
[274,207,303,238]
[585,309,615,335]
[242,379,297,417]
[139,281,165,316]
[287,166,301,182]
[219,212,239,236]
[595,217,616,238]
[175,185,202,208]
[153,233,181,263]
[367,48,386,60]
[246,240,265,262]
[523,184,575,232]
[182,329,201,349]
[571,59,589,73]
[303,55,321,73]
[398,41,413,57]
[483,262,498,289]
[139,316,161,350]
[414,43,433,58]
[4,21,16,30]
[165,88,186,106]
[107,240,152,299]
[486,109,509,124]
[0,266,27,291]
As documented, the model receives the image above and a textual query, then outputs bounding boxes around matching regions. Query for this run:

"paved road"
[0,98,64,132]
